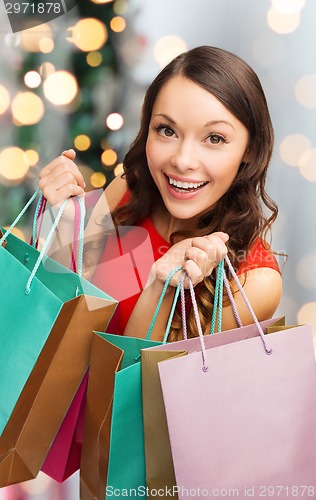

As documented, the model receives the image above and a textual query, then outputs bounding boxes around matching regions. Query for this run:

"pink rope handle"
[180,272,188,340]
[223,272,243,328]
[188,277,209,371]
[224,256,272,355]
[71,197,81,273]
[180,271,208,371]
[31,196,47,248]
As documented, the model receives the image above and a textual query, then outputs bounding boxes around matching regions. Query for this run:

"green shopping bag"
[0,191,117,486]
[80,267,182,500]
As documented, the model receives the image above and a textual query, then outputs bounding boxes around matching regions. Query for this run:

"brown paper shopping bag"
[0,193,117,486]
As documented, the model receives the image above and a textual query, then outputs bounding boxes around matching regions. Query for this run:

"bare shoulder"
[104,175,127,212]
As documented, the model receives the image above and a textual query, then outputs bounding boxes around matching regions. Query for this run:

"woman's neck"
[152,206,199,241]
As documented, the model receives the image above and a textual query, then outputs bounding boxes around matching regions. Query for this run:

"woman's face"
[146,75,250,223]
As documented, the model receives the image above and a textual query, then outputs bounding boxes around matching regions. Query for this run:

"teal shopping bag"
[0,192,117,486]
[80,267,182,500]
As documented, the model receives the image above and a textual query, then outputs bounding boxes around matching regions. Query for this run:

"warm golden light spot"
[24,71,41,89]
[24,149,39,166]
[0,147,29,185]
[43,71,78,106]
[67,18,108,52]
[74,134,91,151]
[114,163,124,176]
[110,16,126,32]
[295,74,316,108]
[91,172,106,188]
[39,37,54,53]
[101,149,117,166]
[154,36,187,68]
[86,51,103,67]
[11,92,44,125]
[0,85,10,114]
[20,24,53,52]
[106,112,123,130]
[267,7,300,34]
[279,134,311,167]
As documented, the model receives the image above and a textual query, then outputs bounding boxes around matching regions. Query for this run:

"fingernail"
[83,181,86,188]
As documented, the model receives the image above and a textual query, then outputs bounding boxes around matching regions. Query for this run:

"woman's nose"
[171,140,200,172]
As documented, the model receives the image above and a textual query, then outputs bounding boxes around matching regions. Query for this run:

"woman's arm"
[220,267,282,331]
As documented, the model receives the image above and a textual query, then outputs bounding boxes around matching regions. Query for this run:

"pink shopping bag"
[41,372,88,482]
[157,264,316,498]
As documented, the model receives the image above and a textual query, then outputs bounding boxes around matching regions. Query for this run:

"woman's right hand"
[153,232,229,289]
[38,149,85,206]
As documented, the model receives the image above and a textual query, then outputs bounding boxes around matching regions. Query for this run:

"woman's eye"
[207,134,225,144]
[155,125,175,137]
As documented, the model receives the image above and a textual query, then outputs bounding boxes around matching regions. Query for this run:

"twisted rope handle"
[0,188,40,247]
[0,187,86,293]
[182,256,272,372]
[31,195,47,247]
[145,265,182,342]
[210,260,224,334]
[31,195,84,276]
[25,200,69,294]
[223,271,243,327]
[180,272,187,340]
[186,275,209,372]
[224,256,272,354]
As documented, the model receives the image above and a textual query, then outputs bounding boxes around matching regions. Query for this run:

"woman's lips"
[164,174,209,199]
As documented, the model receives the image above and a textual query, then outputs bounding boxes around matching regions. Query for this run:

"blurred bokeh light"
[43,71,78,105]
[67,18,108,51]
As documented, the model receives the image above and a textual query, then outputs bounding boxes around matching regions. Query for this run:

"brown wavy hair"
[111,46,278,340]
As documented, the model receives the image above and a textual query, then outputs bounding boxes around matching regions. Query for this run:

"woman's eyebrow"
[152,113,176,124]
[204,120,235,131]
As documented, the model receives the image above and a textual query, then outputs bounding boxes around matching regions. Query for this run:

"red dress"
[92,202,280,335]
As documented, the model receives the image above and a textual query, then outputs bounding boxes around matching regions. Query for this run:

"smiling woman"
[37,45,282,342]
[146,76,250,226]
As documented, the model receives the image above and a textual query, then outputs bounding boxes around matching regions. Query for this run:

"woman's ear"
[242,146,252,164]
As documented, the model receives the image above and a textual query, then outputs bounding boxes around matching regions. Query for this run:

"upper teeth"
[168,177,206,189]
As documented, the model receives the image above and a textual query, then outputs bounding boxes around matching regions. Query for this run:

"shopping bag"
[40,197,90,482]
[40,371,88,483]
[140,264,225,498]
[141,277,283,495]
[0,191,117,486]
[157,260,316,497]
[80,267,182,500]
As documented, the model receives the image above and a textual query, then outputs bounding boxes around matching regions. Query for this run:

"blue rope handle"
[145,265,182,342]
[31,195,85,277]
[210,260,224,334]
[25,200,68,294]
[0,188,40,247]
[31,194,45,247]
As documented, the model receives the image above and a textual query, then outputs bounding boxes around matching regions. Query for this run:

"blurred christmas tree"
[0,0,129,230]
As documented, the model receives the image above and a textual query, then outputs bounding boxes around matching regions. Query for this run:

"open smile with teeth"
[167,175,208,193]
